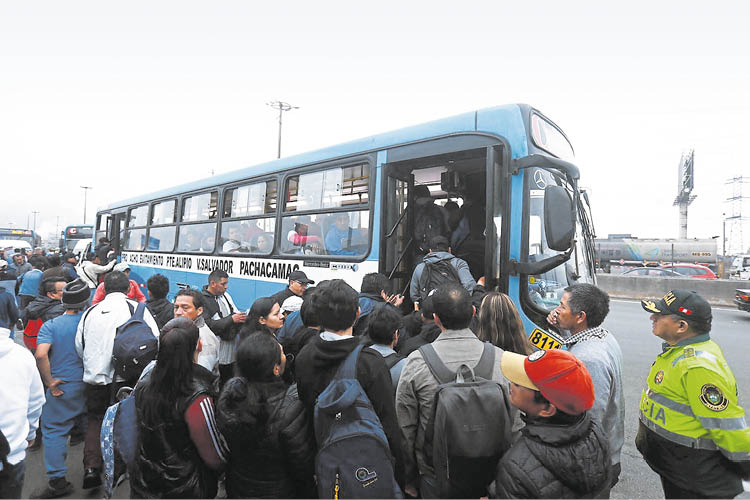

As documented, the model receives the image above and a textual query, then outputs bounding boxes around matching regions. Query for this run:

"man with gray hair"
[547,283,624,497]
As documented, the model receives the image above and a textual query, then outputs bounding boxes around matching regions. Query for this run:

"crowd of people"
[1,240,748,499]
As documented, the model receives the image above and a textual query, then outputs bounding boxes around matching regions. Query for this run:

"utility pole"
[81,186,93,224]
[266,101,299,159]
[32,211,39,236]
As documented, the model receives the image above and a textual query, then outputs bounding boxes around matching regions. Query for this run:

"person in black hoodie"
[294,279,404,487]
[145,274,173,331]
[398,294,441,357]
[217,332,316,498]
[281,288,322,381]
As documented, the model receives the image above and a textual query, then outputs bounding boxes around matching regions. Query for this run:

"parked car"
[660,263,718,279]
[735,289,750,313]
[622,267,682,277]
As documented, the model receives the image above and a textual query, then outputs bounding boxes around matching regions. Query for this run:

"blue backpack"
[314,344,402,499]
[112,302,158,383]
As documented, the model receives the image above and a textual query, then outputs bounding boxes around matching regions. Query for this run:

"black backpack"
[112,302,158,383]
[419,343,513,498]
[414,203,447,254]
[418,258,461,302]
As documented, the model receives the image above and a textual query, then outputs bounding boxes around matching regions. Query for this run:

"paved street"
[16,299,750,499]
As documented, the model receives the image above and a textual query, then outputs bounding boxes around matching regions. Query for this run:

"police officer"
[637,290,750,498]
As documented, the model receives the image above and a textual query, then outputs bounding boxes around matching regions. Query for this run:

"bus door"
[485,145,510,292]
[381,167,413,298]
[382,140,500,305]
[108,212,126,257]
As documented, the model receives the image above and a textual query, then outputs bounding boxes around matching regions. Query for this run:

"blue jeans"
[0,459,25,499]
[41,381,87,479]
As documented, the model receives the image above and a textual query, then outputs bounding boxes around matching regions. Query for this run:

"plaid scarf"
[563,325,609,346]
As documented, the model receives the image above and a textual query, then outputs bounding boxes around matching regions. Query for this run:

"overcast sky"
[2,1,748,253]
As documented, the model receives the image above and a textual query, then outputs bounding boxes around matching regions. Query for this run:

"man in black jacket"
[200,269,246,386]
[145,274,173,331]
[294,279,404,487]
[22,277,66,328]
[268,270,314,308]
[493,349,611,499]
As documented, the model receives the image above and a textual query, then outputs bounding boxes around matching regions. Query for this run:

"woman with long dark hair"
[129,318,227,499]
[238,296,284,340]
[217,332,315,498]
[476,292,534,355]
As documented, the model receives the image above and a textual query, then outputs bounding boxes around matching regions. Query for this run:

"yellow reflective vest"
[640,335,750,463]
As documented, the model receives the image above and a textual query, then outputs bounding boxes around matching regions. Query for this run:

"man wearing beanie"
[637,290,750,498]
[492,349,611,499]
[30,279,90,498]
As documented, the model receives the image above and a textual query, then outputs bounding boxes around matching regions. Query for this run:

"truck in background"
[595,235,718,273]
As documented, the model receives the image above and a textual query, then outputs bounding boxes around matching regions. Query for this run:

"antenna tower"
[724,176,750,255]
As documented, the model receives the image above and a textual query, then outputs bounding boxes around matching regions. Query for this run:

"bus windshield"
[524,168,593,311]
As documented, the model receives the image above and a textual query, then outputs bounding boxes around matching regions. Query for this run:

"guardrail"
[596,274,750,307]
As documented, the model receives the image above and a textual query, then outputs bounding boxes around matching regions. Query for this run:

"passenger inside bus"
[284,216,323,255]
[325,214,366,256]
[222,226,250,253]
[254,233,274,253]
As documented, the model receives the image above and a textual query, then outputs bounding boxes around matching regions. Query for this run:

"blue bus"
[59,225,94,252]
[95,104,596,350]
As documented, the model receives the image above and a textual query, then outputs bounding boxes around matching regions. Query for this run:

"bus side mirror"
[544,185,575,252]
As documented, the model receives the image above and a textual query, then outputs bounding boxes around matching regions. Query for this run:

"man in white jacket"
[75,271,159,489]
[0,319,45,498]
[76,253,115,298]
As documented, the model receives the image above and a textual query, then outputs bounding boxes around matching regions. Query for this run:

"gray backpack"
[419,343,513,498]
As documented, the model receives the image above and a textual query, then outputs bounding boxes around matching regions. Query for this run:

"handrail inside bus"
[387,236,414,281]
[386,207,409,239]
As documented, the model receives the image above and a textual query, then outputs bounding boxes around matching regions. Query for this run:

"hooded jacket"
[200,286,238,341]
[492,413,610,499]
[22,296,65,326]
[294,334,404,486]
[217,379,316,498]
[145,297,174,331]
[409,251,476,303]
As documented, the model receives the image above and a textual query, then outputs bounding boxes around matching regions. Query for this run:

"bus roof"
[99,103,536,212]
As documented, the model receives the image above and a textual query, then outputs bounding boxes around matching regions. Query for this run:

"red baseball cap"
[501,349,595,415]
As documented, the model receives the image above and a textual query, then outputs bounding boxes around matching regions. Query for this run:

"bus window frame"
[122,204,150,252]
[176,189,220,255]
[145,198,178,253]
[218,176,279,257]
[279,155,376,262]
